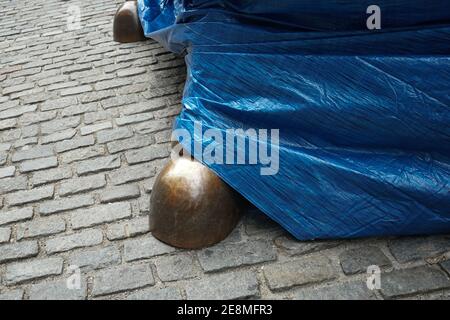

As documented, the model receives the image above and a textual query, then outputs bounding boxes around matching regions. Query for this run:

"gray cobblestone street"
[1,0,450,300]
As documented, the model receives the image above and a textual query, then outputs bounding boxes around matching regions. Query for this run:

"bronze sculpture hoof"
[113,1,146,43]
[150,155,242,249]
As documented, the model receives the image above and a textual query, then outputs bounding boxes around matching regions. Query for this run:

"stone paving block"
[275,235,340,256]
[40,116,80,135]
[107,134,155,154]
[1,128,21,142]
[138,195,151,213]
[185,271,259,300]
[20,110,57,125]
[143,84,180,99]
[0,105,37,120]
[5,257,63,285]
[124,235,176,262]
[117,67,147,78]
[39,194,94,215]
[125,144,169,164]
[80,121,113,135]
[22,125,39,138]
[92,263,155,297]
[388,236,450,263]
[19,156,58,173]
[109,162,158,185]
[29,278,87,300]
[31,166,72,186]
[0,152,6,166]
[22,91,47,107]
[55,135,95,153]
[197,239,277,272]
[99,184,141,203]
[134,118,173,134]
[53,53,82,64]
[154,104,181,119]
[155,254,197,282]
[68,245,121,271]
[0,240,39,264]
[71,202,132,230]
[94,78,132,91]
[61,102,98,117]
[7,185,54,206]
[16,216,66,240]
[0,207,34,226]
[0,118,17,130]
[59,174,106,196]
[61,145,106,164]
[38,75,68,87]
[263,254,338,291]
[41,128,77,144]
[0,143,11,152]
[142,177,156,193]
[117,83,150,95]
[48,82,79,92]
[101,94,139,109]
[127,287,182,300]
[45,229,103,254]
[96,127,133,144]
[0,65,22,76]
[62,64,92,75]
[294,280,378,300]
[81,90,115,103]
[14,137,38,148]
[84,110,112,125]
[339,246,392,275]
[441,259,450,274]
[0,176,28,194]
[0,289,24,300]
[121,100,165,115]
[76,155,121,175]
[81,73,115,85]
[106,216,150,241]
[380,266,450,299]
[115,113,154,126]
[154,129,172,144]
[60,85,92,96]
[12,144,54,162]
[24,60,50,69]
[0,227,12,243]
[103,62,131,74]
[0,100,19,112]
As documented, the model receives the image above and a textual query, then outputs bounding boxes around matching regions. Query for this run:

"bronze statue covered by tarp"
[114,0,450,248]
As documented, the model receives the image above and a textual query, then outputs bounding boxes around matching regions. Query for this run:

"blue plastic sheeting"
[138,0,450,240]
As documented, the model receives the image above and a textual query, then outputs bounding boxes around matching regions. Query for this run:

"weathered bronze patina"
[150,153,242,249]
[113,1,146,43]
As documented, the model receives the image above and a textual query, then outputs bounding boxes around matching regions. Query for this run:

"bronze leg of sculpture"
[150,150,243,249]
[113,1,146,43]
[113,4,244,249]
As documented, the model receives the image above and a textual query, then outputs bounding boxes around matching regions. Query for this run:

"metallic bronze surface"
[150,155,242,249]
[113,1,146,43]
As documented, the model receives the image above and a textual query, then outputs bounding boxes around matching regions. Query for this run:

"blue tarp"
[138,0,450,240]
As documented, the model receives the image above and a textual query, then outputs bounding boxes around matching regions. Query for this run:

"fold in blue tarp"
[138,0,450,240]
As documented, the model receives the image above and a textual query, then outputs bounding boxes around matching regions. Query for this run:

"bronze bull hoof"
[150,155,242,249]
[113,1,146,43]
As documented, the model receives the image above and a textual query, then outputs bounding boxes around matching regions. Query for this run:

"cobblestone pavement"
[0,0,450,300]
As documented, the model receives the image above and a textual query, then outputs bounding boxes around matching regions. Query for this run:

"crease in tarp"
[138,0,450,240]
